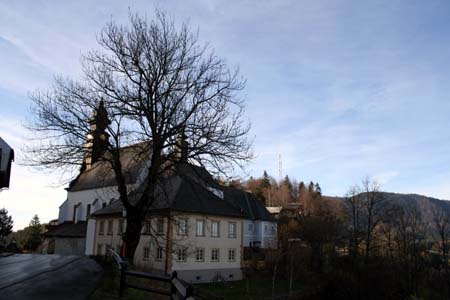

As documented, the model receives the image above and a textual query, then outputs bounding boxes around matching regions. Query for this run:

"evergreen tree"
[0,208,13,243]
[262,170,271,188]
[314,183,322,196]
[25,215,42,252]
[283,175,293,192]
[259,171,272,206]
[308,181,315,193]
[298,181,305,201]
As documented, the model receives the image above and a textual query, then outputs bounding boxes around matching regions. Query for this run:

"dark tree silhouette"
[0,208,13,243]
[25,214,42,252]
[27,11,252,260]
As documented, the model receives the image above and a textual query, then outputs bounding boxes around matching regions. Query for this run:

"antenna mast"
[278,154,282,181]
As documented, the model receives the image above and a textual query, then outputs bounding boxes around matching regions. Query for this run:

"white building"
[44,101,278,282]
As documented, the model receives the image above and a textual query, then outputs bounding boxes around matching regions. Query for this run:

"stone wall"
[54,238,86,255]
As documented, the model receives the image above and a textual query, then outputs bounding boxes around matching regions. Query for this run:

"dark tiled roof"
[93,168,274,222]
[170,178,245,218]
[91,199,125,216]
[45,221,87,238]
[68,142,151,192]
[223,189,275,222]
[93,173,246,219]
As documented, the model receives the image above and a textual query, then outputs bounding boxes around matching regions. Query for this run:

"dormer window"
[207,187,224,199]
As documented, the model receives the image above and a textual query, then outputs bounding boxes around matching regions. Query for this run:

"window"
[107,220,113,235]
[265,224,268,233]
[72,204,77,222]
[99,221,105,235]
[196,220,205,236]
[229,222,236,238]
[86,204,91,218]
[144,221,151,234]
[272,225,276,234]
[211,248,219,261]
[156,247,163,261]
[228,248,236,261]
[143,247,150,260]
[118,220,124,235]
[248,223,253,233]
[177,247,187,261]
[179,219,188,236]
[97,244,103,255]
[196,248,204,261]
[156,218,164,235]
[212,221,220,237]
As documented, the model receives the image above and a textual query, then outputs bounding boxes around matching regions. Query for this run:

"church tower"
[83,100,110,170]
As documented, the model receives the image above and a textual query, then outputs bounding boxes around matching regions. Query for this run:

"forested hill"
[325,192,450,226]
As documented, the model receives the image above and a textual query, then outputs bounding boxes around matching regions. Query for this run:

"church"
[44,101,277,282]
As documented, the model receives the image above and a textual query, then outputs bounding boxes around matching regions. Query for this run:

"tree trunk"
[124,211,143,261]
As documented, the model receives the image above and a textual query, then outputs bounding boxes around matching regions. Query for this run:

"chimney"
[84,101,110,170]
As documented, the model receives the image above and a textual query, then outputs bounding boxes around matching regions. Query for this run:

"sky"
[1,0,450,230]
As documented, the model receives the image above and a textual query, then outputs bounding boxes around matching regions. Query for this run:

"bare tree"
[394,204,425,295]
[432,205,450,299]
[27,11,252,260]
[344,178,385,261]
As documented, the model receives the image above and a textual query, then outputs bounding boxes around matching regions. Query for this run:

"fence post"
[184,285,193,300]
[171,271,178,299]
[119,261,128,300]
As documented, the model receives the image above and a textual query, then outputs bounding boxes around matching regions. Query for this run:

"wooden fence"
[108,249,195,300]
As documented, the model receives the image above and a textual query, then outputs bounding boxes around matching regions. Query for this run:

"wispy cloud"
[1,0,450,228]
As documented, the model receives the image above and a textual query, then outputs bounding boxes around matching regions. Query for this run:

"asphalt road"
[0,254,102,300]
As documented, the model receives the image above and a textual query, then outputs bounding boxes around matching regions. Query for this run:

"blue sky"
[1,0,450,229]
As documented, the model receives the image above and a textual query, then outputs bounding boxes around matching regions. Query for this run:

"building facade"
[44,101,278,283]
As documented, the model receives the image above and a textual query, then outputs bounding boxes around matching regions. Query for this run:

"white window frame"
[228,222,236,238]
[195,248,205,262]
[99,221,105,235]
[156,247,163,261]
[144,221,151,234]
[211,248,220,262]
[143,246,150,260]
[211,221,220,237]
[196,220,205,237]
[107,220,113,235]
[228,248,236,261]
[177,247,187,262]
[178,218,188,236]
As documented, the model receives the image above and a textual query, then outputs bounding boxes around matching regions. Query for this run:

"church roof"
[68,142,151,192]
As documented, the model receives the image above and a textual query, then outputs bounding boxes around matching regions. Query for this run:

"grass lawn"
[195,272,303,300]
[89,260,301,300]
[88,260,170,300]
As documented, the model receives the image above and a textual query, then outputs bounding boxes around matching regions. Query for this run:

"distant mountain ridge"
[325,192,450,227]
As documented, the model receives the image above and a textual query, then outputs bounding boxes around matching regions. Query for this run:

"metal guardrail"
[107,249,195,300]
